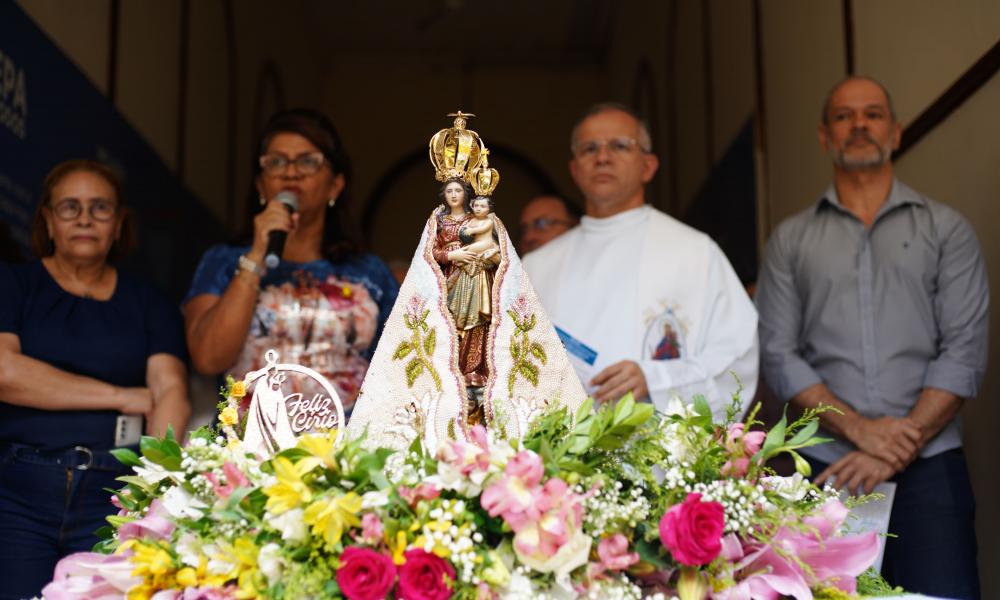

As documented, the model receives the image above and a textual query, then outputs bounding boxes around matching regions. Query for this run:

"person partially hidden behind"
[0,160,190,599]
[756,77,986,599]
[517,194,579,254]
[522,103,758,420]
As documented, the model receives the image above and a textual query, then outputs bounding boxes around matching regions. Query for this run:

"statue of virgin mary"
[347,113,585,451]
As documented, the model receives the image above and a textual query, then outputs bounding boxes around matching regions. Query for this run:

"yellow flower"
[303,492,362,547]
[231,381,246,398]
[264,456,321,514]
[176,567,198,587]
[342,285,352,298]
[297,429,339,470]
[130,541,174,580]
[220,406,239,426]
[391,530,409,565]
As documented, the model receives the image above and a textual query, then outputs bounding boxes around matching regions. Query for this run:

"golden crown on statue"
[471,148,500,197]
[429,111,485,183]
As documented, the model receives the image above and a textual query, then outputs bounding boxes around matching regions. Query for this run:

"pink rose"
[336,547,397,600]
[398,549,456,600]
[659,493,725,566]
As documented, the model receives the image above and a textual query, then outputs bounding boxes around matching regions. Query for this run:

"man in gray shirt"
[756,76,986,599]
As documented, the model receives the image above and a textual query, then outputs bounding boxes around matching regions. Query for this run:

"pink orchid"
[716,500,880,599]
[205,462,251,499]
[361,512,384,544]
[597,534,640,572]
[117,498,175,542]
[480,450,544,520]
[722,423,767,477]
[42,551,141,599]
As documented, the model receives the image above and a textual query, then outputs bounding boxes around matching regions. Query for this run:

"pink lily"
[117,498,175,542]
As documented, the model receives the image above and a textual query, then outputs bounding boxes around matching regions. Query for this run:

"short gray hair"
[820,76,897,125]
[570,102,653,153]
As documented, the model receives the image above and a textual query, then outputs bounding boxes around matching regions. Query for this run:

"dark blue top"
[0,261,187,451]
[183,245,398,413]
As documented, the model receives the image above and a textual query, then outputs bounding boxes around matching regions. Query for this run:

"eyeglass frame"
[570,136,650,160]
[519,217,576,234]
[46,198,120,222]
[258,152,328,176]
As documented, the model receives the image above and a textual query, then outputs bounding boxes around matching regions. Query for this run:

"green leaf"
[405,358,424,387]
[140,436,182,471]
[613,393,636,425]
[423,328,437,356]
[510,339,521,360]
[403,314,415,329]
[392,341,413,360]
[506,309,521,328]
[420,309,430,323]
[526,313,537,331]
[529,342,547,364]
[693,395,712,420]
[575,397,595,422]
[753,413,788,463]
[110,448,142,468]
[518,362,539,386]
[785,419,820,447]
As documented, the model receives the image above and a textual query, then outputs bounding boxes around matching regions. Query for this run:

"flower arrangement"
[41,389,886,599]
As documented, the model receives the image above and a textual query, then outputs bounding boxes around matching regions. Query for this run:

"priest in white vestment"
[522,103,758,421]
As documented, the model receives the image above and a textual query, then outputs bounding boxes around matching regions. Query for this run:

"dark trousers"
[806,448,980,600]
[0,444,130,600]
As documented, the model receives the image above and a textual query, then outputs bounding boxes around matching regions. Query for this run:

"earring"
[328,198,336,208]
[259,196,266,206]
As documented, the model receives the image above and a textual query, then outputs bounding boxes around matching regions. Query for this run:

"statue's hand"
[448,248,475,264]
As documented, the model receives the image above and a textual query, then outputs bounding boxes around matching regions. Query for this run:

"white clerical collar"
[579,204,650,235]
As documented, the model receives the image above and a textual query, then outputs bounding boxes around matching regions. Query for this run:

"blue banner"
[0,2,221,300]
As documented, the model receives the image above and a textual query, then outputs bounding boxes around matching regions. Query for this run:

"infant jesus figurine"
[459,195,500,261]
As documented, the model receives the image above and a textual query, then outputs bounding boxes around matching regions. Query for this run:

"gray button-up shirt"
[756,179,988,463]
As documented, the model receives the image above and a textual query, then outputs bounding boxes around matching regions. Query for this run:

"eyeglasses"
[49,198,118,222]
[520,217,574,233]
[571,137,647,159]
[259,152,326,176]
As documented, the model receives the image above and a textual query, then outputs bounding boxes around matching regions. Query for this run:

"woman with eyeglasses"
[0,159,190,599]
[183,109,398,420]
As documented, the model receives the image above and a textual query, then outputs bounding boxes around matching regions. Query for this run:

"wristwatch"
[236,254,266,278]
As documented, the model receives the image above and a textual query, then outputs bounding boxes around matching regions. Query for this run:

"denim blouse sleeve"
[358,253,400,361]
[182,244,241,305]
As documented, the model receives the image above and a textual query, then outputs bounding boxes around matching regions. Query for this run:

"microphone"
[264,190,300,269]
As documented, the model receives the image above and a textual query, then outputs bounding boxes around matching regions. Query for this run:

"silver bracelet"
[236,254,265,277]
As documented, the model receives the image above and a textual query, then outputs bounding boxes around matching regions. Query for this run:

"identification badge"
[114,415,143,447]
[554,325,599,395]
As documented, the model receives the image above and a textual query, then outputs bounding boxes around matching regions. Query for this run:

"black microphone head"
[274,190,300,212]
